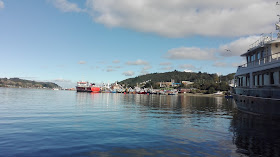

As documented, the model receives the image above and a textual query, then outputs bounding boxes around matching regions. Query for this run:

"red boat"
[76,82,100,92]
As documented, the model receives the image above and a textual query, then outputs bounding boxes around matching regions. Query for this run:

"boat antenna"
[276,2,280,38]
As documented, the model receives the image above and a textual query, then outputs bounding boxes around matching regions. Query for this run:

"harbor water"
[0,87,280,156]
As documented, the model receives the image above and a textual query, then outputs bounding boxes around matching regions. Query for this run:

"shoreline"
[0,87,226,97]
[178,93,224,97]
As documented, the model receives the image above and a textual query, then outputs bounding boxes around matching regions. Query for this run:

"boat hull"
[76,87,92,92]
[138,92,147,94]
[233,94,280,117]
[91,87,100,93]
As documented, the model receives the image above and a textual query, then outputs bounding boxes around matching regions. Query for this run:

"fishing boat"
[167,90,178,95]
[76,81,100,93]
[232,10,280,116]
[138,89,147,94]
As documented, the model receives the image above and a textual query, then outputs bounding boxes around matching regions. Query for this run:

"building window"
[257,75,260,86]
[264,73,270,85]
[253,75,255,86]
[251,55,255,62]
[276,71,280,85]
[262,74,264,85]
[238,78,240,86]
[247,76,250,86]
[276,44,278,48]
[270,72,275,84]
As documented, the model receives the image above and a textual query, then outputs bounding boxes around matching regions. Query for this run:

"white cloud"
[112,60,120,63]
[78,61,86,64]
[159,62,172,66]
[122,71,135,76]
[232,60,247,67]
[85,0,276,37]
[98,61,107,64]
[139,65,152,75]
[213,62,228,67]
[140,70,149,75]
[178,64,199,73]
[165,36,261,64]
[184,69,193,73]
[160,66,174,71]
[165,47,215,60]
[52,78,72,83]
[49,0,83,12]
[106,68,115,72]
[18,77,38,80]
[50,78,75,88]
[105,65,122,72]
[178,64,198,70]
[0,0,4,9]
[90,66,100,69]
[126,59,149,65]
[142,65,152,70]
[218,36,261,56]
[213,60,247,68]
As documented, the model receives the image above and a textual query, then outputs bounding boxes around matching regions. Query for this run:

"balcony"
[237,52,280,71]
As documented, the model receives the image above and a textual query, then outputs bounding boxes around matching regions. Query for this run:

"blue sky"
[0,0,278,87]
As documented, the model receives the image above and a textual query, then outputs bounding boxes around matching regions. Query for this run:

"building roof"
[240,38,280,57]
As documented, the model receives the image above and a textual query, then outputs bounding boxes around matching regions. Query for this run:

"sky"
[0,0,279,88]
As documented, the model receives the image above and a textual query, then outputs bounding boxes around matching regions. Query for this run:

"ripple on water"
[1,88,279,156]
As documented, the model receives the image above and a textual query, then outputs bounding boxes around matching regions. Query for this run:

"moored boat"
[214,91,223,95]
[76,81,100,92]
[233,11,280,117]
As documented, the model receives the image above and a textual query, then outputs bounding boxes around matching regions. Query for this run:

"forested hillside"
[119,70,235,93]
[0,78,61,89]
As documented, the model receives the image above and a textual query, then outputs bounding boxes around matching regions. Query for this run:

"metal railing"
[238,52,280,69]
[249,33,274,50]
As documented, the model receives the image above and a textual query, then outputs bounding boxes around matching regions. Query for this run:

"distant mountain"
[0,78,61,89]
[119,70,235,93]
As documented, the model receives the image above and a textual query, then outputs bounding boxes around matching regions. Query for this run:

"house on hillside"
[181,81,194,86]
[158,79,181,88]
[111,82,123,90]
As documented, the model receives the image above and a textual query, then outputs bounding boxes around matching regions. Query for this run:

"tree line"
[119,70,235,94]
[0,78,61,89]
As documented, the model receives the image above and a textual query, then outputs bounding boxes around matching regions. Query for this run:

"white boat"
[232,9,280,117]
[214,91,223,95]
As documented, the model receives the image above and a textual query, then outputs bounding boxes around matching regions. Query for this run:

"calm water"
[1,88,280,157]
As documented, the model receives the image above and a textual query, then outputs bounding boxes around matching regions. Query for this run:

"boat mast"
[276,2,280,38]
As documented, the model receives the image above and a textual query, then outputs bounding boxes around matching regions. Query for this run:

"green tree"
[208,87,216,94]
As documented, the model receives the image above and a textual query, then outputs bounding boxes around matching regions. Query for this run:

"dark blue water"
[1,87,280,156]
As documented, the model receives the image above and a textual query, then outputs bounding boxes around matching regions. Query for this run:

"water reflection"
[230,112,280,156]
[73,93,280,156]
[6,88,279,156]
[75,93,236,119]
[122,94,235,116]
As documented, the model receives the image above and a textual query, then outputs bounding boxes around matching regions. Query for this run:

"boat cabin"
[235,35,280,88]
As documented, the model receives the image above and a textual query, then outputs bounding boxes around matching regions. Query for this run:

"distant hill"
[0,78,61,89]
[119,70,235,93]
